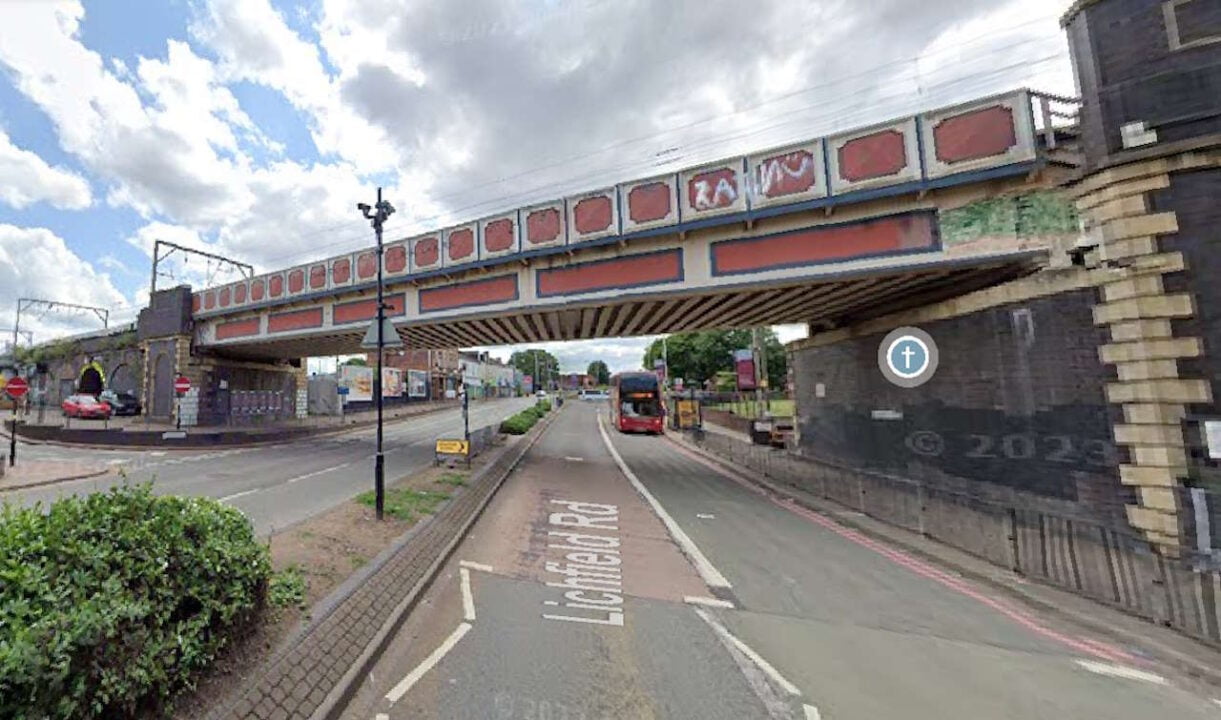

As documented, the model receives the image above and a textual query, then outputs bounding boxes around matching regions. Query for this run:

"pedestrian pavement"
[0,458,109,491]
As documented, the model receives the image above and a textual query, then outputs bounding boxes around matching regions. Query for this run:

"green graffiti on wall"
[939,190,1079,247]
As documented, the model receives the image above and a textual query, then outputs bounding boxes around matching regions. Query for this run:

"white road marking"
[684,596,735,609]
[1074,660,1168,685]
[460,567,476,622]
[694,607,801,696]
[459,560,493,572]
[564,456,585,462]
[375,714,389,720]
[106,459,127,465]
[696,513,715,519]
[286,461,354,484]
[219,488,259,502]
[385,622,472,703]
[803,704,822,720]
[597,415,731,589]
[149,451,166,457]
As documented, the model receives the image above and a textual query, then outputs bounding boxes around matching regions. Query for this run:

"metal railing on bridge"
[687,428,1221,648]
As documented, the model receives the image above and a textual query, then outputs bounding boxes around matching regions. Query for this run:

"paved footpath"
[340,402,1221,720]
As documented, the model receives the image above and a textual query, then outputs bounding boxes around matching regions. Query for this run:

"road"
[1,397,532,535]
[342,401,1221,720]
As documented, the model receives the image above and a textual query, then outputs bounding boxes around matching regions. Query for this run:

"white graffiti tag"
[753,152,814,198]
[692,176,738,210]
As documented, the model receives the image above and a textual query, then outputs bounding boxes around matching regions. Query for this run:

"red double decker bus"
[608,372,664,434]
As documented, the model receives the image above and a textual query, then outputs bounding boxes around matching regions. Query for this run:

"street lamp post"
[358,188,396,520]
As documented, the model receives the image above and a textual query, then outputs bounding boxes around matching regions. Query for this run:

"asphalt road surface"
[1,397,532,535]
[342,402,1221,720]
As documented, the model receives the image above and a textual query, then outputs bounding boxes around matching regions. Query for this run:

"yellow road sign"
[435,438,470,455]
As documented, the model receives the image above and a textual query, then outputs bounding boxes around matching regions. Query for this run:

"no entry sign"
[174,376,191,395]
[4,376,28,399]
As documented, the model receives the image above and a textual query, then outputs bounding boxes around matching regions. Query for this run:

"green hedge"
[1,485,271,719]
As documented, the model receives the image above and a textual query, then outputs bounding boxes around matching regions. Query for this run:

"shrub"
[0,484,270,719]
[499,413,534,435]
[536,399,552,413]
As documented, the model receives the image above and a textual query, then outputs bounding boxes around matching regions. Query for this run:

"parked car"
[536,390,548,399]
[62,394,112,419]
[582,390,609,401]
[99,390,142,416]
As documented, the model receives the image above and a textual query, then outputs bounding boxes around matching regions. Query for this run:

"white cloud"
[0,225,129,344]
[0,127,91,210]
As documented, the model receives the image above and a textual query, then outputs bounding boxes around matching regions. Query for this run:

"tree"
[642,329,787,390]
[509,348,559,387]
[586,360,611,385]
[342,357,368,367]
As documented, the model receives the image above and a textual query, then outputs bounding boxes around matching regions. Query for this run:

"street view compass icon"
[878,326,939,388]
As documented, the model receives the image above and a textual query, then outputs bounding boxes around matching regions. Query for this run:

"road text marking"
[684,595,735,609]
[541,498,624,627]
[564,456,585,462]
[696,513,716,519]
[385,622,472,703]
[219,488,258,502]
[1074,660,1168,685]
[459,560,493,572]
[804,704,822,720]
[460,567,476,622]
[598,415,731,589]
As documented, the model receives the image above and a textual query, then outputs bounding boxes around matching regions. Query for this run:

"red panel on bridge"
[234,283,247,304]
[755,150,817,198]
[687,168,739,212]
[192,294,201,312]
[933,105,1017,164]
[219,286,231,308]
[448,228,475,260]
[216,318,261,340]
[309,264,327,290]
[270,274,285,297]
[251,279,265,302]
[419,275,518,313]
[288,270,304,294]
[333,294,407,325]
[268,307,324,333]
[837,130,906,182]
[385,245,407,273]
[415,237,439,267]
[526,208,562,245]
[573,196,613,235]
[711,211,936,276]
[357,251,377,279]
[537,249,682,298]
[332,257,351,284]
[628,182,672,223]
[484,219,515,252]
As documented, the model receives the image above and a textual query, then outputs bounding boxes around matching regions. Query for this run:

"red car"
[62,394,112,419]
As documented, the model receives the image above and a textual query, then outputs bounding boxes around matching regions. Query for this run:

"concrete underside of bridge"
[208,251,1044,361]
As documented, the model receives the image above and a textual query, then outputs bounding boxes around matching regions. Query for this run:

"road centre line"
[286,461,355,484]
[219,488,259,502]
[460,567,476,622]
[694,606,802,697]
[385,622,472,703]
[666,438,1139,665]
[1074,660,1168,685]
[597,414,731,589]
[684,595,735,609]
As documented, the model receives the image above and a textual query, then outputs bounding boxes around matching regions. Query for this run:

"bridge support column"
[1064,0,1221,548]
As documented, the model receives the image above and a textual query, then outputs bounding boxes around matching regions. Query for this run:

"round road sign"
[4,376,29,399]
[174,376,191,395]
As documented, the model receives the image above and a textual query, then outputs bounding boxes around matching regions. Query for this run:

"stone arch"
[78,363,104,396]
[109,363,137,395]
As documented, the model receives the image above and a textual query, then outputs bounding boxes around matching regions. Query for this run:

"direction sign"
[435,438,469,455]
[4,376,28,399]
[174,376,191,395]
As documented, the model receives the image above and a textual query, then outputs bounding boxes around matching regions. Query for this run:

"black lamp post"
[358,188,396,520]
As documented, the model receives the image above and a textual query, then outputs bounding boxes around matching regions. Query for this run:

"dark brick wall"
[791,286,1127,514]
[137,286,193,340]
[1067,0,1221,168]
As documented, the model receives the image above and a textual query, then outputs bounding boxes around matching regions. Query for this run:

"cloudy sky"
[0,0,1073,373]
